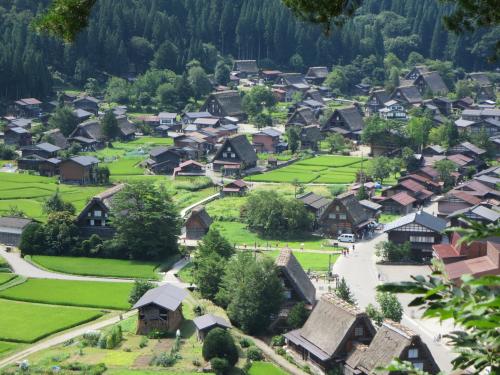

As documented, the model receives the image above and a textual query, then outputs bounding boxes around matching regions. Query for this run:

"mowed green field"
[247,155,398,185]
[0,341,20,357]
[30,256,160,279]
[267,250,339,272]
[212,221,339,251]
[0,173,106,221]
[0,279,133,310]
[0,299,103,343]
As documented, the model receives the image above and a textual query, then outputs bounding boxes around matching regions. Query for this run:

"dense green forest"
[0,0,498,102]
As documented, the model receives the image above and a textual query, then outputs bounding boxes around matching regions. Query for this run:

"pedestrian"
[377,273,381,281]
[352,244,355,252]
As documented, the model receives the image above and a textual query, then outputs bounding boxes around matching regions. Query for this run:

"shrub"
[147,329,170,339]
[193,304,206,317]
[287,302,309,329]
[192,358,201,367]
[239,337,253,348]
[82,330,101,347]
[98,325,122,349]
[202,328,238,367]
[210,357,229,375]
[151,352,180,367]
[139,336,148,348]
[271,335,285,347]
[246,346,263,361]
[276,347,286,356]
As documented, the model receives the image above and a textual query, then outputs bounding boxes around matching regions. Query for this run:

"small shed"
[193,314,232,340]
[183,206,213,240]
[0,217,33,247]
[221,180,248,197]
[133,284,188,335]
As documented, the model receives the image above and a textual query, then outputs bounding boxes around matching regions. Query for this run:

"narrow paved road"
[323,202,456,373]
[0,311,136,369]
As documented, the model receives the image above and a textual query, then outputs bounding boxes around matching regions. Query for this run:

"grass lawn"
[0,299,103,343]
[0,279,133,310]
[103,157,145,176]
[30,256,160,280]
[212,221,340,251]
[0,172,106,221]
[267,251,339,272]
[0,273,16,286]
[249,362,288,375]
[379,213,401,224]
[0,341,20,357]
[176,263,194,284]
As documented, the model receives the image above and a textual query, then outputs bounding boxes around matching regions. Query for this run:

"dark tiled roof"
[305,66,328,79]
[393,85,423,104]
[69,155,99,167]
[385,192,416,206]
[193,314,231,331]
[359,199,382,211]
[213,134,257,165]
[275,247,316,305]
[384,211,447,233]
[133,283,188,311]
[233,60,258,73]
[36,142,60,153]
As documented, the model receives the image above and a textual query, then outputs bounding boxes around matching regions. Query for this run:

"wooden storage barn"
[193,314,231,341]
[133,284,188,335]
[0,217,33,247]
[183,205,213,240]
[59,156,99,184]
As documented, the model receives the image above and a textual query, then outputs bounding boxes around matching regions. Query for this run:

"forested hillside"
[0,0,498,102]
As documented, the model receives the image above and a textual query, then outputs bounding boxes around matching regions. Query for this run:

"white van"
[337,233,355,243]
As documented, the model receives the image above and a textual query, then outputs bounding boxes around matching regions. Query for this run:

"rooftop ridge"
[382,320,416,339]
[321,293,361,316]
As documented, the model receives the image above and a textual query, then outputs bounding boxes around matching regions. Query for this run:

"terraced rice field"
[0,299,103,343]
[0,279,133,310]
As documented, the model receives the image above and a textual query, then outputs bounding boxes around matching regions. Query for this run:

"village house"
[453,179,500,200]
[382,179,433,206]
[467,72,492,87]
[303,89,325,104]
[359,200,382,220]
[193,117,221,129]
[319,192,374,238]
[232,60,259,78]
[383,211,447,261]
[73,108,93,124]
[158,112,177,126]
[173,134,212,158]
[437,190,482,217]
[378,192,416,215]
[133,283,188,335]
[173,160,205,178]
[284,294,376,372]
[398,174,442,194]
[286,107,319,128]
[211,134,257,175]
[43,128,69,149]
[299,125,322,151]
[350,182,376,199]
[274,247,316,324]
[405,65,430,81]
[378,100,408,120]
[220,179,248,197]
[422,145,446,157]
[390,85,423,107]
[144,146,184,175]
[0,217,33,247]
[21,142,60,159]
[297,192,332,225]
[15,98,42,117]
[69,120,105,150]
[8,118,32,130]
[413,71,449,96]
[59,156,99,184]
[73,96,100,115]
[75,184,125,239]
[17,154,46,172]
[252,127,286,153]
[305,66,329,85]
[345,321,440,375]
[193,314,231,341]
[432,97,454,116]
[448,142,486,159]
[365,90,391,115]
[39,158,61,177]
[414,166,440,182]
[321,106,365,140]
[260,70,282,82]
[441,239,500,284]
[475,85,496,103]
[4,127,32,147]
[433,232,489,264]
[116,115,137,141]
[181,111,214,125]
[275,73,310,101]
[200,91,246,121]
[182,205,213,240]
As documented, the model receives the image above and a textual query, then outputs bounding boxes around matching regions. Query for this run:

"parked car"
[337,233,355,243]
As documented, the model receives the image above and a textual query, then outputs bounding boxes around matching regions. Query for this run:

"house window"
[223,152,227,158]
[231,153,236,158]
[335,206,339,211]
[339,214,347,220]
[227,147,232,152]
[328,213,336,219]
[94,210,102,217]
[408,348,419,359]
[354,327,364,336]
[89,219,94,226]
[409,236,435,243]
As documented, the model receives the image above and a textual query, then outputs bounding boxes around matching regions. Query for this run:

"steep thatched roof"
[186,205,213,228]
[286,107,318,127]
[205,90,244,117]
[213,134,257,165]
[233,60,258,74]
[275,247,316,305]
[418,72,449,95]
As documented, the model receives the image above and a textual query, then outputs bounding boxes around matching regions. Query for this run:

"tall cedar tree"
[49,106,79,137]
[101,110,119,140]
[109,182,180,260]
